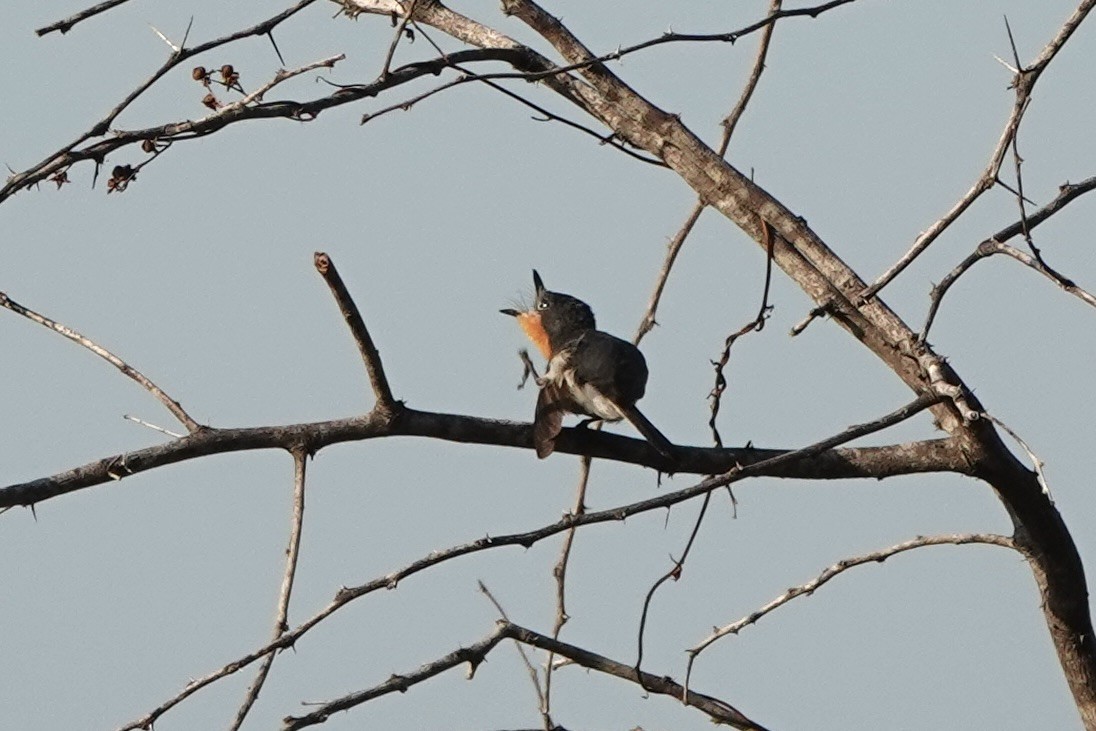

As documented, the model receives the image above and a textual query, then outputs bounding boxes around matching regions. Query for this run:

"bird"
[501,270,675,460]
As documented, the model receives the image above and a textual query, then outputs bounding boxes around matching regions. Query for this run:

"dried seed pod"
[107,164,136,194]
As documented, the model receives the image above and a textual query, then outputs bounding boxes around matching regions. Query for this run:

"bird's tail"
[621,405,676,461]
[533,384,566,459]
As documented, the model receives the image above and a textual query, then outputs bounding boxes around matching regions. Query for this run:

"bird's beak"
[499,308,521,317]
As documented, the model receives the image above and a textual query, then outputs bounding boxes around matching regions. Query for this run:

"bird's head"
[501,270,595,357]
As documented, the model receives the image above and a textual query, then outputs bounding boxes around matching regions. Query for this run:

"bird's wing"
[569,331,648,404]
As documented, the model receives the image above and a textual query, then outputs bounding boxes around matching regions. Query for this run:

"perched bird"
[502,270,675,460]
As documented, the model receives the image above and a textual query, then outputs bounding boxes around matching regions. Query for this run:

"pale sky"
[2,2,1095,729]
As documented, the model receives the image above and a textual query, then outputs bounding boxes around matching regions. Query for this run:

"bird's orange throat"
[514,311,552,360]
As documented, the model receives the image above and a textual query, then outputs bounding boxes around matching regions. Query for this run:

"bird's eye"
[537,300,549,310]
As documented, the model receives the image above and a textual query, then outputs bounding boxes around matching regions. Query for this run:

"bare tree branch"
[721,0,783,143]
[635,0,781,344]
[281,621,509,729]
[921,175,1096,339]
[13,0,857,203]
[0,291,200,433]
[543,454,592,724]
[12,0,321,201]
[981,413,1053,501]
[11,2,1096,727]
[354,66,665,166]
[476,582,548,724]
[230,448,309,729]
[687,533,1017,662]
[282,621,771,731]
[708,220,775,448]
[344,0,859,64]
[635,492,712,673]
[861,0,1096,300]
[379,0,421,78]
[112,394,946,730]
[35,0,135,36]
[1,405,965,511]
[313,252,397,413]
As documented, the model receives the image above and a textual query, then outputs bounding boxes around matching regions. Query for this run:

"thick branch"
[1,406,968,510]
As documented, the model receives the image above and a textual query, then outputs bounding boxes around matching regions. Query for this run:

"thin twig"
[789,300,834,336]
[282,622,512,729]
[123,415,184,439]
[543,455,592,725]
[686,533,1016,675]
[920,175,1096,339]
[313,252,396,414]
[708,219,775,448]
[230,448,309,729]
[635,201,704,343]
[359,67,665,167]
[149,23,181,54]
[635,492,712,674]
[391,18,647,166]
[35,0,134,36]
[471,76,665,166]
[982,413,1053,501]
[1002,15,1045,267]
[634,0,781,344]
[476,582,547,719]
[379,0,421,79]
[236,54,346,108]
[721,0,783,144]
[0,291,200,433]
[990,243,1096,308]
